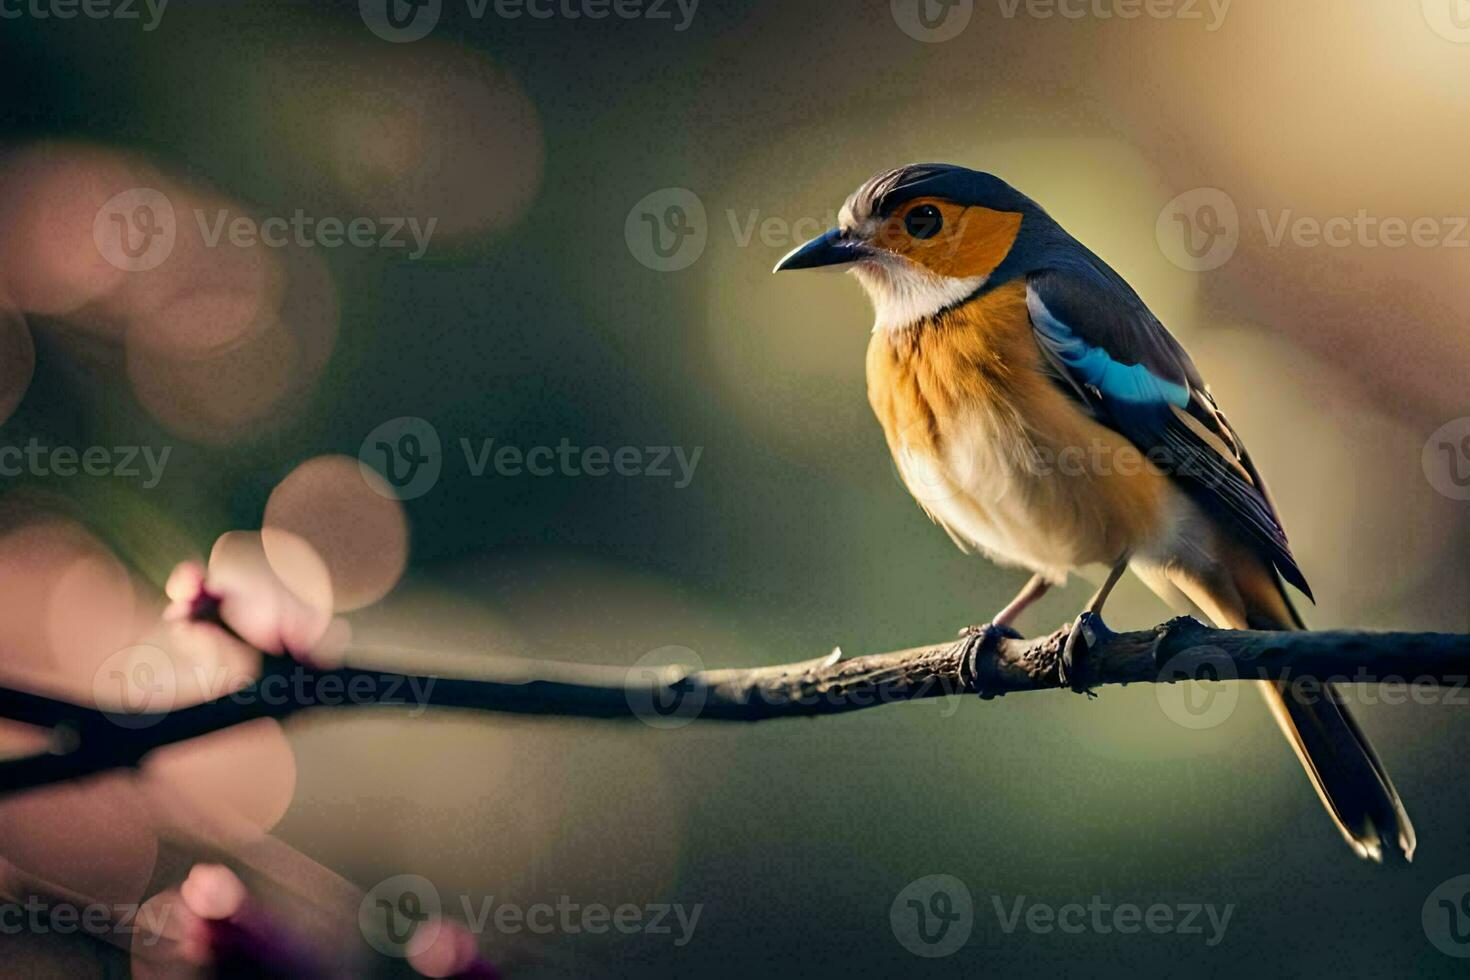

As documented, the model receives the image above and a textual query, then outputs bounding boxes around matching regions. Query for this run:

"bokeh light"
[263,455,408,613]
[142,720,298,842]
[122,239,339,446]
[0,775,159,909]
[179,863,247,921]
[243,39,545,240]
[0,305,33,426]
[0,516,147,693]
[203,530,334,656]
[0,143,148,314]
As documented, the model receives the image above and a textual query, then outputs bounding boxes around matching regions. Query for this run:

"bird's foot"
[957,621,1023,644]
[1058,611,1114,697]
[955,622,1023,699]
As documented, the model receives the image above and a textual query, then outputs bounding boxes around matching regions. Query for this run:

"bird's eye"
[904,204,943,240]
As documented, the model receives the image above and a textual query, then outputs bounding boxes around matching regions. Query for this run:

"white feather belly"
[893,408,1168,582]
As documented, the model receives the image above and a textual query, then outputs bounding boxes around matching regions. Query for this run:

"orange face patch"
[870,198,1023,279]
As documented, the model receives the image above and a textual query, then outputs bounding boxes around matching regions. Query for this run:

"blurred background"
[2,0,1470,975]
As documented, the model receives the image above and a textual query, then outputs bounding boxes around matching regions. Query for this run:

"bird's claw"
[955,622,1023,699]
[957,622,1024,659]
[1058,611,1113,696]
[957,622,1023,642]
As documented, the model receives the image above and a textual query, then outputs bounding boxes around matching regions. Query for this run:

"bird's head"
[774,164,1044,332]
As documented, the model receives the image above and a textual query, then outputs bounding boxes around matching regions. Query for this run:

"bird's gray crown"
[839,163,1031,232]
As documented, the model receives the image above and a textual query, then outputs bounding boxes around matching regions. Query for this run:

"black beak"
[772,228,870,273]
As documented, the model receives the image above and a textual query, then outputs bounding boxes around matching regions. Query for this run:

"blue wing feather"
[1029,290,1189,416]
[1026,267,1313,601]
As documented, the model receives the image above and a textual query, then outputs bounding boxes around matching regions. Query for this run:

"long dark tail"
[1241,571,1415,862]
[1159,542,1416,863]
[1257,678,1415,862]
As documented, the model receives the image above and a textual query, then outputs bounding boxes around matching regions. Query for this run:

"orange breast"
[865,280,1171,575]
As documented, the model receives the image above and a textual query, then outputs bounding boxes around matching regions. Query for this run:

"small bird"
[775,163,1413,862]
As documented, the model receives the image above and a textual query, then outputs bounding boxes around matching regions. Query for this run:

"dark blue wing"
[1026,266,1313,601]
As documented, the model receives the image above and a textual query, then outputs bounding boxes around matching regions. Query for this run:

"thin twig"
[2,616,1468,798]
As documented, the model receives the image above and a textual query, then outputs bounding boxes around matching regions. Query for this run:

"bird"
[774,163,1413,863]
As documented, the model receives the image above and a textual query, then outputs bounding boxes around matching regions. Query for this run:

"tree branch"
[2,616,1468,799]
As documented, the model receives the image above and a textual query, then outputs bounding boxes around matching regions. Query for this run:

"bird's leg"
[955,573,1051,680]
[993,572,1050,630]
[1058,556,1129,694]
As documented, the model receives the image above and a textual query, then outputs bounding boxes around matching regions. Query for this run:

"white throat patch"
[849,256,985,333]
